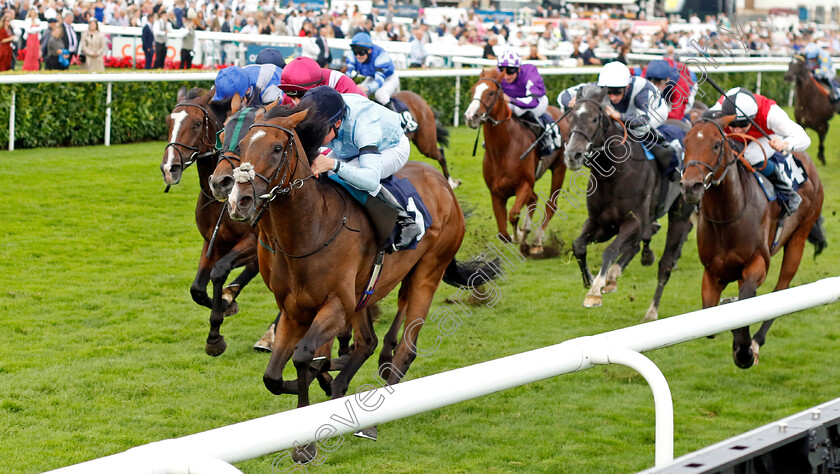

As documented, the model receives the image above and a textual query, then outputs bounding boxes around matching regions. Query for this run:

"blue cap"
[256,48,286,69]
[644,60,674,81]
[350,32,373,48]
[212,67,250,101]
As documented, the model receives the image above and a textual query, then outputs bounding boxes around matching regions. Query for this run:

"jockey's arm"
[557,83,587,109]
[634,86,669,130]
[332,147,384,193]
[766,105,811,152]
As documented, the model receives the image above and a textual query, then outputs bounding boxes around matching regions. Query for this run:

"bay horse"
[464,68,568,253]
[563,85,695,320]
[392,90,460,188]
[681,114,825,368]
[161,86,260,356]
[209,105,497,459]
[784,56,835,165]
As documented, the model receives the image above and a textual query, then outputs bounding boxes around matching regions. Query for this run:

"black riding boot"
[651,144,679,181]
[373,187,421,250]
[765,164,802,216]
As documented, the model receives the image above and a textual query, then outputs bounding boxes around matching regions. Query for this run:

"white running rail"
[46,277,840,473]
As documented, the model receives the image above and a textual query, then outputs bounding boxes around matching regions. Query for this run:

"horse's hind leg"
[379,286,409,372]
[603,236,642,294]
[816,123,828,165]
[643,200,694,322]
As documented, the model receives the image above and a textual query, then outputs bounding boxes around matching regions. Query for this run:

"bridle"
[231,122,355,258]
[164,102,221,173]
[470,77,512,126]
[568,98,628,158]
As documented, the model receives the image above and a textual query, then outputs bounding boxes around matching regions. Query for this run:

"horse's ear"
[263,98,281,112]
[689,108,704,124]
[177,86,187,103]
[717,114,736,129]
[230,93,242,117]
[286,109,309,127]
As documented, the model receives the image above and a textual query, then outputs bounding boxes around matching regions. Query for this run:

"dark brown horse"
[784,56,835,165]
[681,115,825,368]
[392,90,460,188]
[161,87,260,356]
[464,68,568,253]
[563,85,695,320]
[209,105,496,459]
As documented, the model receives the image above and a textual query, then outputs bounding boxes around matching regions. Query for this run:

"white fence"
[0,63,804,151]
[46,277,840,473]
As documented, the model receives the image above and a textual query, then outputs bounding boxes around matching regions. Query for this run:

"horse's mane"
[264,104,326,163]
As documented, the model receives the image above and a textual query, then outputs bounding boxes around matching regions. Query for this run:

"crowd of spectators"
[2,0,840,72]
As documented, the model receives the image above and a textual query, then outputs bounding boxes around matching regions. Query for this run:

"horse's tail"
[432,109,450,148]
[441,257,501,288]
[807,215,828,259]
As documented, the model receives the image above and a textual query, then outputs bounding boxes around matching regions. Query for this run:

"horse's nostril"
[219,176,234,190]
[169,165,181,175]
[238,195,253,209]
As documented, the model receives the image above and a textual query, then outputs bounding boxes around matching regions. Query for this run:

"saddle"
[387,98,419,134]
[328,174,431,253]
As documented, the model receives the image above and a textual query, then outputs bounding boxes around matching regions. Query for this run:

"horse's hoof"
[642,304,658,322]
[529,245,544,256]
[223,300,239,317]
[205,336,227,357]
[291,442,318,464]
[733,346,755,369]
[353,426,378,441]
[602,282,618,294]
[253,324,275,353]
[583,294,602,308]
[750,340,760,366]
[641,247,655,266]
[720,296,738,305]
[448,177,462,189]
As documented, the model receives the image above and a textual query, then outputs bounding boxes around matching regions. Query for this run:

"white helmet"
[719,87,758,119]
[597,62,631,88]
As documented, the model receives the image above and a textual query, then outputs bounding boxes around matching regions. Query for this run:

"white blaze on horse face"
[249,130,266,147]
[166,110,189,170]
[696,131,704,141]
[464,83,490,120]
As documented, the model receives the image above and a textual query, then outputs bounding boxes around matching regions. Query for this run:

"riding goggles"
[729,119,751,128]
[606,86,625,96]
[351,46,370,56]
[284,89,307,98]
[499,66,519,75]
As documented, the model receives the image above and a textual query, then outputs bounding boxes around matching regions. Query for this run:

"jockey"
[496,49,557,156]
[710,87,811,214]
[804,43,840,103]
[558,62,677,180]
[280,56,365,105]
[642,59,693,132]
[345,32,400,109]
[304,86,420,250]
[212,64,284,105]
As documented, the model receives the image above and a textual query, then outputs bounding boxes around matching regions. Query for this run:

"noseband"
[165,102,221,172]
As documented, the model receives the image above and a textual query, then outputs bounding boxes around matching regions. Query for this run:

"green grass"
[1,116,839,473]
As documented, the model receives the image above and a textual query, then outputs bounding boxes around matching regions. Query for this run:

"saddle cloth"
[752,152,808,202]
[390,98,419,134]
[329,174,432,251]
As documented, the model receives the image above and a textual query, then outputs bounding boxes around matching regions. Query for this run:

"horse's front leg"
[732,258,768,369]
[643,199,694,322]
[508,184,537,246]
[205,238,258,356]
[490,193,512,243]
[532,165,568,255]
[293,297,347,408]
[221,259,260,316]
[190,241,213,309]
[584,219,640,307]
[816,122,828,166]
[264,310,307,396]
[572,218,599,288]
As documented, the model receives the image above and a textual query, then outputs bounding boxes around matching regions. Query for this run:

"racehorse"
[209,105,497,459]
[784,56,835,165]
[160,87,260,356]
[392,90,460,188]
[681,114,825,368]
[563,85,695,320]
[464,68,568,254]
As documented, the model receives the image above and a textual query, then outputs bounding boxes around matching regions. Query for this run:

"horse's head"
[224,109,311,222]
[563,84,612,170]
[161,87,218,185]
[464,68,506,128]
[784,55,807,83]
[681,113,735,204]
